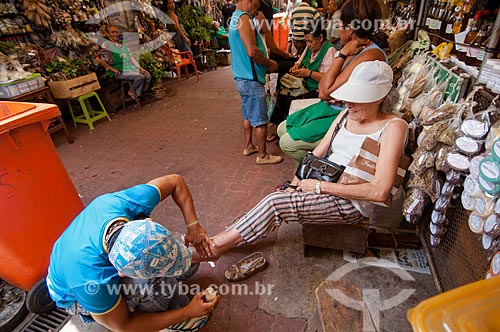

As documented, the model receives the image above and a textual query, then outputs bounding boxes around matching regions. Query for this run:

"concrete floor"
[49,66,436,332]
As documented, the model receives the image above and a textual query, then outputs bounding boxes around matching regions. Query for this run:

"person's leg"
[277,121,321,165]
[121,276,188,312]
[243,119,255,152]
[116,71,145,97]
[192,191,365,261]
[236,79,257,153]
[142,71,151,94]
[254,124,269,158]
[243,80,282,164]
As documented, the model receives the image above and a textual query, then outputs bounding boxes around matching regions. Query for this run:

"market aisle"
[54,66,306,332]
[53,66,436,332]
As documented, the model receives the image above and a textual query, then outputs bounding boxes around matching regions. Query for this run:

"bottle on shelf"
[451,6,464,34]
[458,18,477,62]
[475,25,491,67]
[430,0,448,45]
[463,0,474,14]
[425,0,438,30]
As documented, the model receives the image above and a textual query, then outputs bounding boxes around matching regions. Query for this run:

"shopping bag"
[338,137,411,207]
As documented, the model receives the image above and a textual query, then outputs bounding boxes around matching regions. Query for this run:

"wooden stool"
[302,219,370,256]
[67,91,111,130]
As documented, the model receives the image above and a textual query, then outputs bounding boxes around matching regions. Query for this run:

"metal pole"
[475,6,500,85]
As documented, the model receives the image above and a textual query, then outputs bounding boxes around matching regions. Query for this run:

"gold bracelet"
[186,220,199,227]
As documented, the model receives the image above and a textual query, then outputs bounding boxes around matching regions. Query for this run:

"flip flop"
[167,314,210,332]
[243,146,258,156]
[224,252,268,282]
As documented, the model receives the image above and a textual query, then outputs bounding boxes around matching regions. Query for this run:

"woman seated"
[278,0,389,165]
[95,24,151,101]
[194,61,408,264]
[266,22,335,142]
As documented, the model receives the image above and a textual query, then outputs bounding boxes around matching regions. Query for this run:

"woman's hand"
[340,39,371,58]
[290,67,310,78]
[296,179,320,193]
[290,62,300,72]
[184,223,212,258]
[139,68,149,75]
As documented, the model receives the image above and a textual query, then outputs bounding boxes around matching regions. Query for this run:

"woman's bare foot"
[191,239,223,263]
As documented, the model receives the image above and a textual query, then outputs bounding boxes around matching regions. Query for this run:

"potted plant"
[46,56,99,99]
[176,5,213,53]
[139,52,167,100]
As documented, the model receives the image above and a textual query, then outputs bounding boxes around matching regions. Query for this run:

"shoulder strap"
[324,110,348,158]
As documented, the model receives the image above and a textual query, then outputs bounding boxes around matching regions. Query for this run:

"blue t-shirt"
[46,184,161,314]
[229,10,268,84]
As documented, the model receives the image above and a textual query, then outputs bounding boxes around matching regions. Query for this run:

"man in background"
[229,0,282,165]
[287,0,320,56]
[222,0,236,29]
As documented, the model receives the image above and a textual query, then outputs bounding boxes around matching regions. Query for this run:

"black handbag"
[295,111,348,183]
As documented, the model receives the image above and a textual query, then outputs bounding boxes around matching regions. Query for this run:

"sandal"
[167,314,210,332]
[224,252,268,282]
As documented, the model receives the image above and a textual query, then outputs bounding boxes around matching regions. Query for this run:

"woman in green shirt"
[96,25,151,100]
[267,22,335,141]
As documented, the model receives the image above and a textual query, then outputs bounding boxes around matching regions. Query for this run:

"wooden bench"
[302,219,370,256]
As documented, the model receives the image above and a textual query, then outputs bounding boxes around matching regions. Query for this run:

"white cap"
[330,60,393,103]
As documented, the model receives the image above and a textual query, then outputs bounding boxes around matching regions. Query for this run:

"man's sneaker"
[256,154,283,165]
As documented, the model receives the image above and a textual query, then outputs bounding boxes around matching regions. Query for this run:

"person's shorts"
[234,78,268,127]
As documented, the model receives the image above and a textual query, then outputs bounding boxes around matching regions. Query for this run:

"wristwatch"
[334,50,347,60]
[315,181,321,194]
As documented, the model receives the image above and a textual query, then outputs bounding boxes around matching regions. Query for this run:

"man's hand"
[184,223,212,258]
[267,59,279,73]
[185,291,219,316]
[111,68,120,75]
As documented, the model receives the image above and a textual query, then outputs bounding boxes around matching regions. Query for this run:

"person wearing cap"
[194,61,408,264]
[46,174,218,332]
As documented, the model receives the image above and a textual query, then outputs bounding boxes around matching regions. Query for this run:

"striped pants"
[230,191,365,243]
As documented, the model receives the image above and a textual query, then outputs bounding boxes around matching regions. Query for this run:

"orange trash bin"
[0,101,83,292]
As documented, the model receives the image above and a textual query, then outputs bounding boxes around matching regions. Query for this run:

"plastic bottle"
[204,287,217,302]
[451,6,464,35]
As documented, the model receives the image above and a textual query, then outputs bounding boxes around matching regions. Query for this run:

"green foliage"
[139,52,166,86]
[176,5,213,42]
[45,57,85,78]
[0,41,19,55]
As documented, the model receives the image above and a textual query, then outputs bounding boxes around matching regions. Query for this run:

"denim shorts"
[235,78,268,127]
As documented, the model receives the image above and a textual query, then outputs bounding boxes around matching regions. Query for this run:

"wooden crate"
[48,73,100,99]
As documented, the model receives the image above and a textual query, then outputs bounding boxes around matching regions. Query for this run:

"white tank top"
[327,116,407,217]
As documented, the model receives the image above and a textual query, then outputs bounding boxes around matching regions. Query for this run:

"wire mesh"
[421,200,491,292]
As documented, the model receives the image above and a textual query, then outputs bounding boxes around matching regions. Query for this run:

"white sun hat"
[330,60,393,103]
